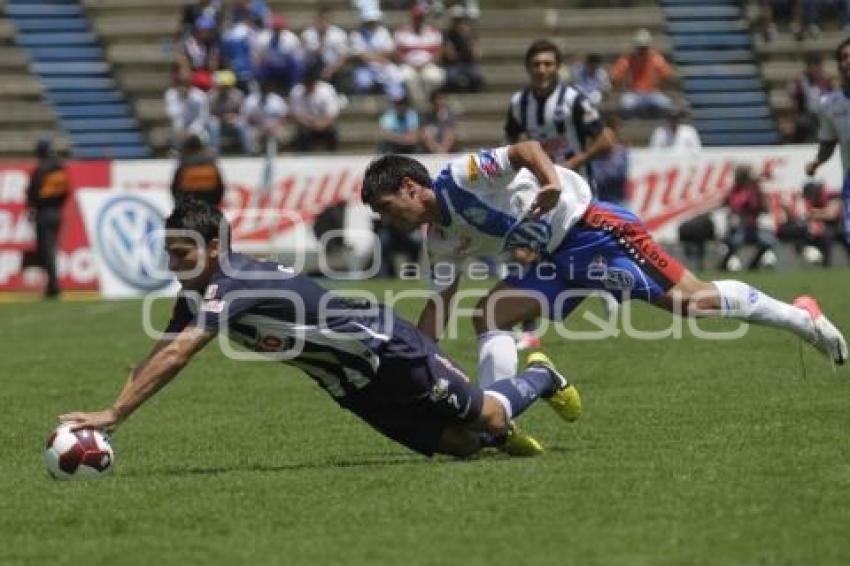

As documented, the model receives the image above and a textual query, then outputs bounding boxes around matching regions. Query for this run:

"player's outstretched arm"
[805,140,837,176]
[417,278,460,342]
[506,141,561,217]
[59,326,215,431]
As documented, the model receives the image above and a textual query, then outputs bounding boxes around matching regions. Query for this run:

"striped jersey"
[504,82,603,178]
[426,146,593,289]
[166,253,406,403]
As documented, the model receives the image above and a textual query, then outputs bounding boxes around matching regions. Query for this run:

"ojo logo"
[95,195,170,290]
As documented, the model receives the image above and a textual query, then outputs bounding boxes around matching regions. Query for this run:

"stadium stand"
[4,0,150,159]
[80,0,676,155]
[660,0,778,146]
[0,6,69,157]
[744,0,845,143]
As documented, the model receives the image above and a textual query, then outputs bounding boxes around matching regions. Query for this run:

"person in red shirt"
[394,4,445,105]
[719,165,778,271]
[610,29,675,119]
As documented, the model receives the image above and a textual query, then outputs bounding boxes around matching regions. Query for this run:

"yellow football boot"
[527,352,582,422]
[499,422,544,457]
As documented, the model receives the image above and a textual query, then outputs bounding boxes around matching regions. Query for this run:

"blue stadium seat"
[702,132,779,145]
[673,34,752,50]
[689,91,768,106]
[72,131,147,146]
[5,4,82,16]
[664,6,739,20]
[681,64,759,77]
[692,106,771,119]
[674,50,754,64]
[17,32,97,47]
[27,46,104,61]
[61,118,139,132]
[40,77,116,91]
[33,61,109,75]
[685,78,764,91]
[694,118,776,133]
[14,18,87,32]
[56,104,132,118]
[46,91,123,104]
[73,146,152,159]
[667,20,748,34]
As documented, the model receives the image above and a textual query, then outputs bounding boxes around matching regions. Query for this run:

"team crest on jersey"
[476,150,502,178]
[466,155,479,182]
[203,284,218,299]
[464,206,489,226]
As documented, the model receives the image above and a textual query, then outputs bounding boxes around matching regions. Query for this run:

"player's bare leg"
[654,269,847,364]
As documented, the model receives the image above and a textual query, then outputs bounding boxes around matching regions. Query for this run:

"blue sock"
[484,367,556,419]
[478,431,507,448]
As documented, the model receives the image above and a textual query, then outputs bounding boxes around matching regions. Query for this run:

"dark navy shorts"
[347,316,484,456]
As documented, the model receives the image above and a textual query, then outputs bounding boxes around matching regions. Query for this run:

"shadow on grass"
[129,445,572,478]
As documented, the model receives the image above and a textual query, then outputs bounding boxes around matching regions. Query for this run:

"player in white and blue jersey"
[59,197,582,459]
[362,141,846,391]
[806,36,850,246]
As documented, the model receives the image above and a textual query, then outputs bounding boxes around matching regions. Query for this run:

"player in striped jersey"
[806,36,850,246]
[505,40,617,348]
[58,198,581,458]
[504,39,615,183]
[362,141,847,393]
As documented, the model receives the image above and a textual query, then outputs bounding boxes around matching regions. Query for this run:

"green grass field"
[2,270,850,565]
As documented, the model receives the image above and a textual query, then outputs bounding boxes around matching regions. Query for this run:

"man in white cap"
[610,28,676,118]
[349,4,401,95]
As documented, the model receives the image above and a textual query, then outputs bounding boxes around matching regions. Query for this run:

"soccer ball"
[44,425,114,480]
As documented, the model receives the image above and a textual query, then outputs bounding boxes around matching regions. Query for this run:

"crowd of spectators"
[759,0,850,41]
[166,0,484,156]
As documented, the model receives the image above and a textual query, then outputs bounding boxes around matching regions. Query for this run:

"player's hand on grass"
[59,409,119,433]
[529,184,561,218]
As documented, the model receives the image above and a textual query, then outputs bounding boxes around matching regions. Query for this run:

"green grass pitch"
[2,270,849,565]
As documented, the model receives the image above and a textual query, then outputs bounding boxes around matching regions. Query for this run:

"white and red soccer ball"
[44,425,114,480]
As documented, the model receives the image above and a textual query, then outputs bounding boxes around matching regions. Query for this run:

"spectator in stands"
[289,62,342,152]
[301,4,351,93]
[208,70,244,153]
[801,179,849,266]
[649,106,702,153]
[378,88,420,154]
[759,0,802,41]
[26,139,69,299]
[349,6,399,95]
[241,80,287,155]
[441,4,484,93]
[394,4,445,105]
[226,0,270,28]
[787,52,834,143]
[571,53,611,106]
[800,0,850,39]
[420,89,456,153]
[165,73,214,151]
[590,115,629,205]
[180,0,221,38]
[718,164,777,271]
[610,29,675,119]
[253,14,305,95]
[220,12,258,91]
[170,134,226,207]
[178,14,220,91]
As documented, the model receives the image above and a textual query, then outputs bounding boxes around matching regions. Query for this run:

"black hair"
[183,134,204,154]
[836,37,850,64]
[586,53,602,65]
[165,196,230,250]
[525,39,562,68]
[361,154,432,205]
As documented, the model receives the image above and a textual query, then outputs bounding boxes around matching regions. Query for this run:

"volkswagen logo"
[95,195,171,290]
